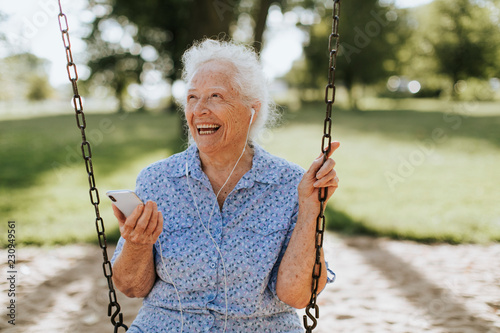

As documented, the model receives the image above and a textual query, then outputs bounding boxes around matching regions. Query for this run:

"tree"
[389,3,443,98]
[0,53,53,102]
[424,0,500,97]
[286,0,410,109]
[84,0,279,112]
[0,11,7,49]
[26,75,53,101]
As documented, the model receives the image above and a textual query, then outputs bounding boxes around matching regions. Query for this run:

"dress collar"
[169,144,283,187]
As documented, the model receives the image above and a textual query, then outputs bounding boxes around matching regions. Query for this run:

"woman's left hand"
[298,141,340,211]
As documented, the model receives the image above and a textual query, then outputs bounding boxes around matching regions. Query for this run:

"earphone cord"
[186,173,229,333]
[189,111,254,331]
[158,110,254,333]
[157,241,184,332]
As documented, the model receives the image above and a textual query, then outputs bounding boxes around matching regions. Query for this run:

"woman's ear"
[250,102,261,123]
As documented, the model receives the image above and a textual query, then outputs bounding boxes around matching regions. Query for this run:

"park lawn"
[1,101,499,246]
[266,103,500,243]
[0,111,184,246]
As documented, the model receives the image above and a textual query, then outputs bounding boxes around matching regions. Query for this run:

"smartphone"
[106,190,143,218]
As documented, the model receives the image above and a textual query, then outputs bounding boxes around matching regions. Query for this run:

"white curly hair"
[180,38,279,143]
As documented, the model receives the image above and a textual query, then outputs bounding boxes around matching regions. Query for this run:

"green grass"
[265,102,500,244]
[1,100,499,246]
[0,111,184,246]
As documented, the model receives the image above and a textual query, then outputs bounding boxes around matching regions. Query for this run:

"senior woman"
[111,39,340,332]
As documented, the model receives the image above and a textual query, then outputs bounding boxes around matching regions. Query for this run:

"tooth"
[196,124,220,129]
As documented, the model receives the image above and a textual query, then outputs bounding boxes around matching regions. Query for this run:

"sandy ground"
[1,232,499,333]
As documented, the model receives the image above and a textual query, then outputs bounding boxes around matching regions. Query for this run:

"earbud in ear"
[251,108,255,116]
[249,108,255,124]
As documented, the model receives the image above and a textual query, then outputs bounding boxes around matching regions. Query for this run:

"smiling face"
[185,60,254,158]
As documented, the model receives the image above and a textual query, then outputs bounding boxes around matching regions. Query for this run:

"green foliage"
[0,53,54,101]
[0,11,7,45]
[2,101,500,246]
[26,75,53,101]
[287,0,411,108]
[265,101,500,244]
[84,0,277,111]
[0,112,183,247]
[396,0,500,99]
[291,0,500,104]
[86,54,146,112]
[425,0,500,84]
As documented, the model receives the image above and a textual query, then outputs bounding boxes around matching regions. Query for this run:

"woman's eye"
[211,93,221,98]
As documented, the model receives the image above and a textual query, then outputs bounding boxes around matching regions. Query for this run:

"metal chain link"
[303,1,341,332]
[57,1,128,332]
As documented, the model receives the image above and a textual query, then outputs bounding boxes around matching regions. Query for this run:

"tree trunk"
[189,1,235,41]
[252,0,274,53]
[344,74,359,111]
[115,79,125,113]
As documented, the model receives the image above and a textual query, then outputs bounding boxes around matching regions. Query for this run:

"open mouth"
[196,124,220,135]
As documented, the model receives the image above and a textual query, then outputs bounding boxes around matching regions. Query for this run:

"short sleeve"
[267,201,299,298]
[326,261,336,284]
[267,202,337,298]
[111,236,126,266]
[134,167,148,203]
[318,261,336,296]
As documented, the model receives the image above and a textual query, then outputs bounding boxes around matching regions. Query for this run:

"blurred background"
[1,0,500,246]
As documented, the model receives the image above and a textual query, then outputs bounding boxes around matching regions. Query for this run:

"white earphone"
[176,106,256,333]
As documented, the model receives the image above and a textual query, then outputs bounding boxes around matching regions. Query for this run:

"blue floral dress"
[111,144,334,332]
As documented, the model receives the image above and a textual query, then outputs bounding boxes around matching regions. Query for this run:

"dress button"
[209,261,217,269]
[205,314,215,332]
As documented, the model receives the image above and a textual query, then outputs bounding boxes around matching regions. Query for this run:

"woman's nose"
[192,98,209,115]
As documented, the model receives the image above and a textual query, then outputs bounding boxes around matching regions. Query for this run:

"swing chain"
[303,1,340,332]
[57,1,128,331]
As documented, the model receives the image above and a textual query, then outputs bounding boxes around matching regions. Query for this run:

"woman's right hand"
[112,200,163,245]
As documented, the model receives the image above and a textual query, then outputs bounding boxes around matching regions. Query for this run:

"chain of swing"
[57,0,339,331]
[57,1,128,332]
[303,0,341,332]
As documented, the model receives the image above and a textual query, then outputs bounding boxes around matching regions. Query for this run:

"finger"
[314,169,338,187]
[144,208,161,236]
[315,158,336,179]
[326,176,340,188]
[152,211,163,240]
[112,204,126,226]
[329,180,339,190]
[315,141,340,158]
[306,154,326,177]
[308,141,340,176]
[324,141,340,158]
[135,201,155,234]
[122,204,144,236]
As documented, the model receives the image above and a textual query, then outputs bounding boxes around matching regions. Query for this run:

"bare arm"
[111,201,163,298]
[276,207,328,309]
[276,142,340,309]
[112,242,157,298]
